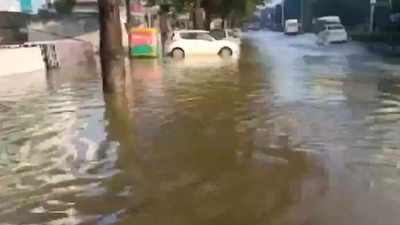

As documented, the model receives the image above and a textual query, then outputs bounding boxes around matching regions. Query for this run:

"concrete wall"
[0,46,45,77]
[29,12,129,51]
[28,14,99,42]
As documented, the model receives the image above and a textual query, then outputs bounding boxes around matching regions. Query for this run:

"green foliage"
[351,31,400,45]
[171,0,263,19]
[54,0,76,15]
[393,0,400,13]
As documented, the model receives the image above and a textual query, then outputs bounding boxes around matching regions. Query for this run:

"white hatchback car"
[284,19,299,35]
[167,30,240,58]
[318,24,348,44]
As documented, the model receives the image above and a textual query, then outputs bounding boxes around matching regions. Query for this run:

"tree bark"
[204,11,211,30]
[125,0,130,24]
[194,0,204,29]
[98,0,126,94]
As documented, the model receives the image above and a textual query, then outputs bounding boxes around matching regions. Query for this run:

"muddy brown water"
[0,40,400,225]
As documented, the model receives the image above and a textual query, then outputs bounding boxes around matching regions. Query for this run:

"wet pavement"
[1,31,400,225]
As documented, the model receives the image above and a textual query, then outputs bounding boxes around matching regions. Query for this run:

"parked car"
[317,24,348,44]
[313,16,348,44]
[284,19,299,35]
[313,16,342,32]
[167,30,240,58]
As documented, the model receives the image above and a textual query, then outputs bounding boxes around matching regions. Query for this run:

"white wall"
[0,47,45,77]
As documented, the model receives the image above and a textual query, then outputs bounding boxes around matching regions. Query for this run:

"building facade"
[0,0,47,14]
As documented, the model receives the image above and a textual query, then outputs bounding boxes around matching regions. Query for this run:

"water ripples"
[0,67,122,224]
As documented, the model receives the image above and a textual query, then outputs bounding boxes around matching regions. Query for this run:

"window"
[328,25,344,30]
[196,33,214,41]
[180,33,197,40]
[210,30,226,40]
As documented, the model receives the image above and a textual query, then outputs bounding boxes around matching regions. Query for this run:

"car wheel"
[219,48,233,58]
[172,48,184,59]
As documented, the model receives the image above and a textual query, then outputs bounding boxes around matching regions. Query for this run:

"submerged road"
[0,30,399,225]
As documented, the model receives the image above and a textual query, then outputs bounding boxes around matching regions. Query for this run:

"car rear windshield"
[328,25,344,30]
[179,32,214,41]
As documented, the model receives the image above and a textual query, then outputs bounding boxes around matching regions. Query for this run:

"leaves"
[171,0,263,19]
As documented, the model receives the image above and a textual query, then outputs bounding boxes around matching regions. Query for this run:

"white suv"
[166,30,240,58]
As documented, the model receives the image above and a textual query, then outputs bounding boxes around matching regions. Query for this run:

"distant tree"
[171,0,263,28]
[393,0,400,13]
[314,0,370,26]
[54,0,76,14]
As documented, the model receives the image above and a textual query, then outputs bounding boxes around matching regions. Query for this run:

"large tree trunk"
[193,0,204,29]
[98,0,126,94]
[125,0,130,24]
[204,11,211,30]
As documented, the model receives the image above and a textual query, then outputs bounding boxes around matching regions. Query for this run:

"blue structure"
[20,0,33,13]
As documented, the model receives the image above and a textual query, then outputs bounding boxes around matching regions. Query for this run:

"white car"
[209,29,241,44]
[318,24,348,44]
[167,30,240,58]
[284,19,299,35]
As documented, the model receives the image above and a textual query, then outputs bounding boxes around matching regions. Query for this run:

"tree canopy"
[171,0,264,19]
[313,0,370,26]
[393,0,400,13]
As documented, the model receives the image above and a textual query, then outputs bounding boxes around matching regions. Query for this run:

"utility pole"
[301,0,304,32]
[125,0,130,24]
[98,0,126,94]
[281,0,285,30]
[370,0,376,32]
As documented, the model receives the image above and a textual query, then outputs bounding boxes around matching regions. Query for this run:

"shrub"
[350,32,400,45]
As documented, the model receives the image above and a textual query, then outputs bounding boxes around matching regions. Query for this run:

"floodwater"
[1,32,400,225]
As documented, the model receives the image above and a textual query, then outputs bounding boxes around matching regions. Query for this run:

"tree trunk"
[98,0,126,94]
[204,11,211,30]
[194,0,204,29]
[125,0,130,24]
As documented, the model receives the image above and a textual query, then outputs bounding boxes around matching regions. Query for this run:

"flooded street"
[1,31,400,224]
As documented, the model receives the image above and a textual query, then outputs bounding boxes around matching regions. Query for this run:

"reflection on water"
[0,40,399,224]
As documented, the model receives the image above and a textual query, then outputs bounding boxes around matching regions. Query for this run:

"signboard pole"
[370,0,376,32]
